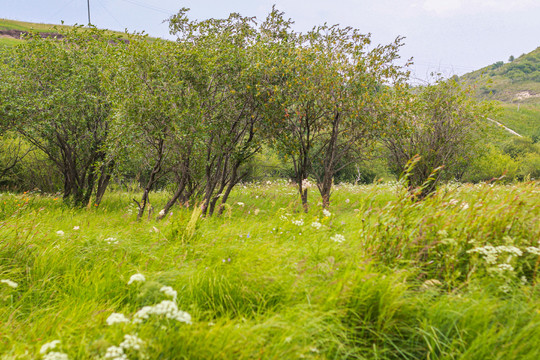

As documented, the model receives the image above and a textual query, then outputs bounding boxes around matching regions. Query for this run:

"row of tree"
[0,8,491,217]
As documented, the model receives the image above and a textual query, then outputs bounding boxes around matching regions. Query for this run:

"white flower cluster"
[133,300,192,324]
[56,230,64,236]
[119,334,145,351]
[237,202,245,207]
[291,219,304,226]
[103,333,145,359]
[311,221,322,229]
[43,352,69,360]
[1,279,18,288]
[104,237,119,245]
[40,340,61,354]
[526,244,540,256]
[322,209,331,217]
[127,273,145,285]
[104,346,127,360]
[331,234,345,243]
[160,286,177,302]
[497,263,514,272]
[40,340,68,360]
[301,179,312,189]
[106,312,130,326]
[467,244,523,265]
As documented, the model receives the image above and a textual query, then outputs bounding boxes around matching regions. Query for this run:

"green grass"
[1,181,540,359]
[498,103,540,138]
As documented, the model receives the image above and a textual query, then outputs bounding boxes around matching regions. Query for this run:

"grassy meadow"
[1,181,540,359]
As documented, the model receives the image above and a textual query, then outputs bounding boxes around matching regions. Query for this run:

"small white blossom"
[73,226,79,230]
[56,230,64,236]
[345,198,350,203]
[40,340,61,354]
[158,209,166,217]
[104,346,127,360]
[106,312,130,325]
[254,208,260,215]
[119,334,145,351]
[133,300,192,324]
[127,273,145,285]
[497,263,514,272]
[1,279,18,288]
[237,202,245,207]
[160,286,177,302]
[526,246,540,256]
[311,221,322,229]
[104,237,119,245]
[292,219,304,226]
[43,352,69,360]
[301,179,312,189]
[331,234,346,243]
[322,209,331,217]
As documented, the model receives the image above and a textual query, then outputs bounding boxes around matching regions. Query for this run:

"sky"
[2,0,540,82]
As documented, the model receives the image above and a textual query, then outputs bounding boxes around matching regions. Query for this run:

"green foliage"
[0,26,117,206]
[383,78,494,197]
[463,144,519,182]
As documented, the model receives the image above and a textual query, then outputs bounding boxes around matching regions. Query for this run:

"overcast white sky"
[2,0,540,82]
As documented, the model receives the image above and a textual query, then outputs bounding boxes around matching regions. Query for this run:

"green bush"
[464,144,519,182]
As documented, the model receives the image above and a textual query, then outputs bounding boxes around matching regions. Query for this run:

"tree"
[104,34,201,219]
[383,78,493,199]
[167,10,263,217]
[258,9,408,210]
[0,27,115,206]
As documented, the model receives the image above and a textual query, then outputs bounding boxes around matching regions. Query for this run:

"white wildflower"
[311,221,322,229]
[331,234,345,243]
[158,209,165,217]
[301,179,312,189]
[345,198,350,203]
[284,336,292,343]
[119,334,144,351]
[56,230,64,236]
[43,352,69,360]
[237,202,245,207]
[322,209,331,217]
[1,279,18,288]
[160,286,177,302]
[497,263,514,272]
[526,246,540,256]
[73,226,79,230]
[254,208,260,215]
[106,312,130,325]
[460,202,469,210]
[448,199,458,205]
[127,273,145,285]
[104,237,119,245]
[104,346,127,360]
[292,219,304,226]
[40,340,61,354]
[133,300,192,324]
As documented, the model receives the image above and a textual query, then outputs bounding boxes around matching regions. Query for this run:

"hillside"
[0,18,133,46]
[463,46,540,104]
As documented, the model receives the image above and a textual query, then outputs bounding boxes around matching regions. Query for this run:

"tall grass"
[1,182,539,359]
